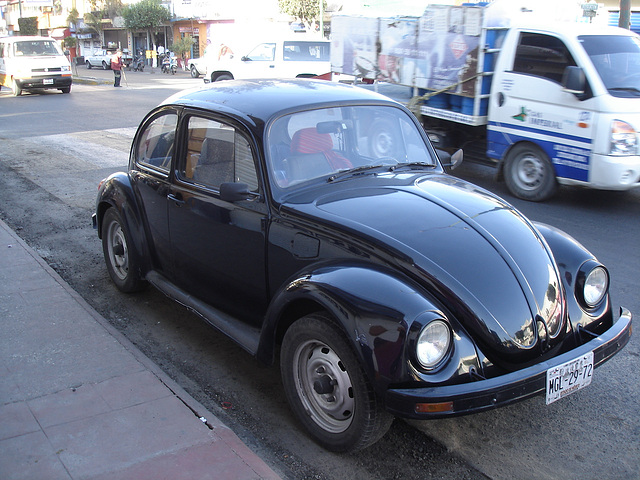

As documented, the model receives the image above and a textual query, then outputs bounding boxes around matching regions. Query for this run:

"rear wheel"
[190,65,199,78]
[86,60,92,69]
[101,208,147,293]
[215,73,233,82]
[281,313,393,452]
[102,61,109,70]
[60,86,71,94]
[504,143,558,202]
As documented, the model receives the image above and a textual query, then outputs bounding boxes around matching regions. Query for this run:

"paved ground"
[0,218,281,480]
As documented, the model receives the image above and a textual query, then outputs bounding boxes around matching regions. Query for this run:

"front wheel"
[102,61,109,70]
[190,65,199,78]
[504,143,558,202]
[101,208,147,293]
[281,313,394,452]
[11,78,22,96]
[86,60,92,69]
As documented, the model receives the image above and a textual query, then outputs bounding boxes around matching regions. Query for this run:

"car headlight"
[583,266,608,307]
[416,320,451,370]
[610,120,638,156]
[576,262,609,309]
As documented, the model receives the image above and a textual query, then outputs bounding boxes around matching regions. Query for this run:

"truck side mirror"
[562,66,586,96]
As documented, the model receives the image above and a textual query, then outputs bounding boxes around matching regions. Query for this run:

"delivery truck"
[330,1,640,201]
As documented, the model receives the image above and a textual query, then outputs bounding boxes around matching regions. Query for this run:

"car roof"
[160,79,401,126]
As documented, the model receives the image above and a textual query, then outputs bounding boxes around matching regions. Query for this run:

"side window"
[183,116,258,192]
[246,43,275,61]
[136,112,177,172]
[513,33,576,83]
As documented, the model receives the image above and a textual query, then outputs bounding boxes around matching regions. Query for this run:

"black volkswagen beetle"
[93,79,632,452]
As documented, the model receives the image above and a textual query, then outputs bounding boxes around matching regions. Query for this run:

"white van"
[0,36,72,96]
[203,39,330,83]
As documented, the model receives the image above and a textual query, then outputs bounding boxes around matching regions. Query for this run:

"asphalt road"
[1,70,638,480]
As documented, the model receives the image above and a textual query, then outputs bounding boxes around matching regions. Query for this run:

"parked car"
[93,79,632,452]
[187,54,209,78]
[203,38,330,82]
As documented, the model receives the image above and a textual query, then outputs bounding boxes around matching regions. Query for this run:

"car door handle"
[167,193,185,206]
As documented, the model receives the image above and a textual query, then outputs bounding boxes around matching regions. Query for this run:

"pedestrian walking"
[110,49,123,87]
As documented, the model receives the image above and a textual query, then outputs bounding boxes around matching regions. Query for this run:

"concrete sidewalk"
[0,218,281,480]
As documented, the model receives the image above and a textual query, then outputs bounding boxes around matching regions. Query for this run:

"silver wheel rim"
[514,153,546,191]
[371,130,394,158]
[293,339,355,433]
[106,221,129,281]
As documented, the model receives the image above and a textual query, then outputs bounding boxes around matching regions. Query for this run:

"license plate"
[546,351,594,405]
[43,78,54,85]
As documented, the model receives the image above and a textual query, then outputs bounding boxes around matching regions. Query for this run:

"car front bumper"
[385,307,632,418]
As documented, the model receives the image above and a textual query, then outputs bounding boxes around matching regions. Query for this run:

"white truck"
[203,38,331,83]
[330,1,640,201]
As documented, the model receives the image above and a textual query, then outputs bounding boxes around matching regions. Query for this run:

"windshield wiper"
[389,161,437,171]
[327,164,395,182]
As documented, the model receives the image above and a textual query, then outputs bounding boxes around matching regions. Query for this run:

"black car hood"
[285,173,564,363]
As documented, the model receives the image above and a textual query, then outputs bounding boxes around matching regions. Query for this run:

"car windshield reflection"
[266,105,436,194]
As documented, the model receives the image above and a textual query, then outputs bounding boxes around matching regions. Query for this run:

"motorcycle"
[161,54,177,75]
[131,52,145,72]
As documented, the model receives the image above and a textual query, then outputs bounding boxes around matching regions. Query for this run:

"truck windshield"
[580,35,640,96]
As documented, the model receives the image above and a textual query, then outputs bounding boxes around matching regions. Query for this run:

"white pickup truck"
[85,48,132,70]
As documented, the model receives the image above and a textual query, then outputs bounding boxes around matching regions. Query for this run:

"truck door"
[490,31,597,200]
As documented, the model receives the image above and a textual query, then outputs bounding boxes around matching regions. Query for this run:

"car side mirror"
[562,66,586,96]
[437,148,463,170]
[220,182,251,202]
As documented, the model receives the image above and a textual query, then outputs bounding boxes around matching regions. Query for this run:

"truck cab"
[489,24,640,200]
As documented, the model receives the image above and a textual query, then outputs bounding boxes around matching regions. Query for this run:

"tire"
[102,61,109,70]
[60,86,71,94]
[368,118,399,159]
[215,73,233,82]
[504,143,558,202]
[281,313,394,452]
[86,60,92,69]
[11,78,22,96]
[190,65,199,78]
[101,208,147,293]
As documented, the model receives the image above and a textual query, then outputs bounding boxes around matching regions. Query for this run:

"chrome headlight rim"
[576,261,609,310]
[415,319,452,371]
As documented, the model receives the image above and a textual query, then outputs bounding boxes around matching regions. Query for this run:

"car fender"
[95,172,153,274]
[534,222,613,331]
[259,261,482,394]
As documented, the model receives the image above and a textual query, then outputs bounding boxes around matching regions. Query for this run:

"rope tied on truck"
[407,72,482,119]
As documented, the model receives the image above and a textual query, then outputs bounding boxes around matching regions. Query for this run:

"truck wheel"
[101,208,147,293]
[11,78,22,96]
[190,65,199,78]
[281,313,393,452]
[368,119,399,159]
[59,86,71,94]
[504,143,558,202]
[102,61,109,70]
[215,73,233,82]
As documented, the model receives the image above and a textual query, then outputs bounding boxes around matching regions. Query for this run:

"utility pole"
[619,0,631,30]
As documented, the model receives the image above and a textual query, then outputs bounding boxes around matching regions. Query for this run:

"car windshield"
[267,104,435,194]
[14,40,62,56]
[580,35,640,96]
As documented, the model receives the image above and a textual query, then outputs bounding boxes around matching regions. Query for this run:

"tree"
[122,0,171,51]
[278,0,326,31]
[18,17,38,36]
[171,35,195,69]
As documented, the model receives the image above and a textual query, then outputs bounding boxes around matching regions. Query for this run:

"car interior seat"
[285,128,352,183]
